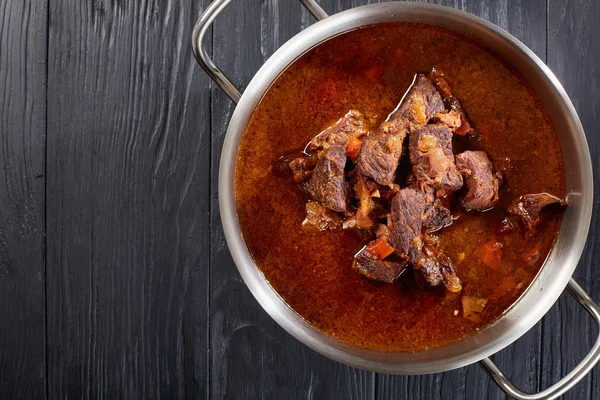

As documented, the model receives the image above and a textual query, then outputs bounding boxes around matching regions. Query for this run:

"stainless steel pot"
[192,1,599,398]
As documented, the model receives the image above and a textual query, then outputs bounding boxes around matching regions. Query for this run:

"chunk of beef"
[409,124,463,191]
[305,109,369,155]
[356,75,446,186]
[407,112,462,231]
[414,255,443,286]
[356,118,407,185]
[428,68,474,136]
[415,183,453,230]
[388,188,427,262]
[353,247,408,283]
[414,236,462,292]
[508,193,567,231]
[289,110,365,184]
[391,74,446,125]
[423,200,453,230]
[288,156,317,183]
[302,200,342,231]
[303,143,348,213]
[293,110,369,210]
[456,150,502,211]
[439,254,462,292]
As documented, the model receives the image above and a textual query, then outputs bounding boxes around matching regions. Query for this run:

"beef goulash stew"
[235,23,566,351]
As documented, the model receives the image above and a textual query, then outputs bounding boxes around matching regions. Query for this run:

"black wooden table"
[1,0,598,398]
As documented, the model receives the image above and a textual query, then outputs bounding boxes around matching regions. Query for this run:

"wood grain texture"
[0,0,47,398]
[209,1,375,399]
[45,0,211,397]
[545,1,600,399]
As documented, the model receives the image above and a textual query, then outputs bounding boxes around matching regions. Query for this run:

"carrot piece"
[479,240,503,270]
[453,116,472,136]
[366,234,395,260]
[462,296,488,323]
[345,137,362,162]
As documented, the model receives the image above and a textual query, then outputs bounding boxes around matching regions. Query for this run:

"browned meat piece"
[356,118,407,185]
[305,109,369,155]
[415,183,453,230]
[409,124,463,191]
[388,188,427,262]
[353,247,408,283]
[406,100,462,231]
[391,74,446,125]
[508,193,567,231]
[356,75,445,186]
[292,110,369,209]
[303,143,348,213]
[288,156,316,183]
[423,200,453,230]
[414,256,443,286]
[438,254,462,292]
[428,68,474,136]
[302,200,342,231]
[456,150,502,211]
[414,236,462,292]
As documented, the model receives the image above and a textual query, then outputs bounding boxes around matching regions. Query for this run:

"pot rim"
[217,2,593,374]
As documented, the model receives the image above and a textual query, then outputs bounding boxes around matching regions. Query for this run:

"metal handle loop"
[192,0,241,103]
[479,278,600,400]
[299,0,329,21]
[192,0,328,104]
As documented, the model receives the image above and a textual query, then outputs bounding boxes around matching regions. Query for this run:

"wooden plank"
[209,1,374,398]
[45,0,211,397]
[545,1,600,399]
[0,0,47,398]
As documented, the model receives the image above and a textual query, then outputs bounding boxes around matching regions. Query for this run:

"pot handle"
[192,0,328,104]
[479,278,600,400]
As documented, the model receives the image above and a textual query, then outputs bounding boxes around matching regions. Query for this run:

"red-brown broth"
[235,23,564,351]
